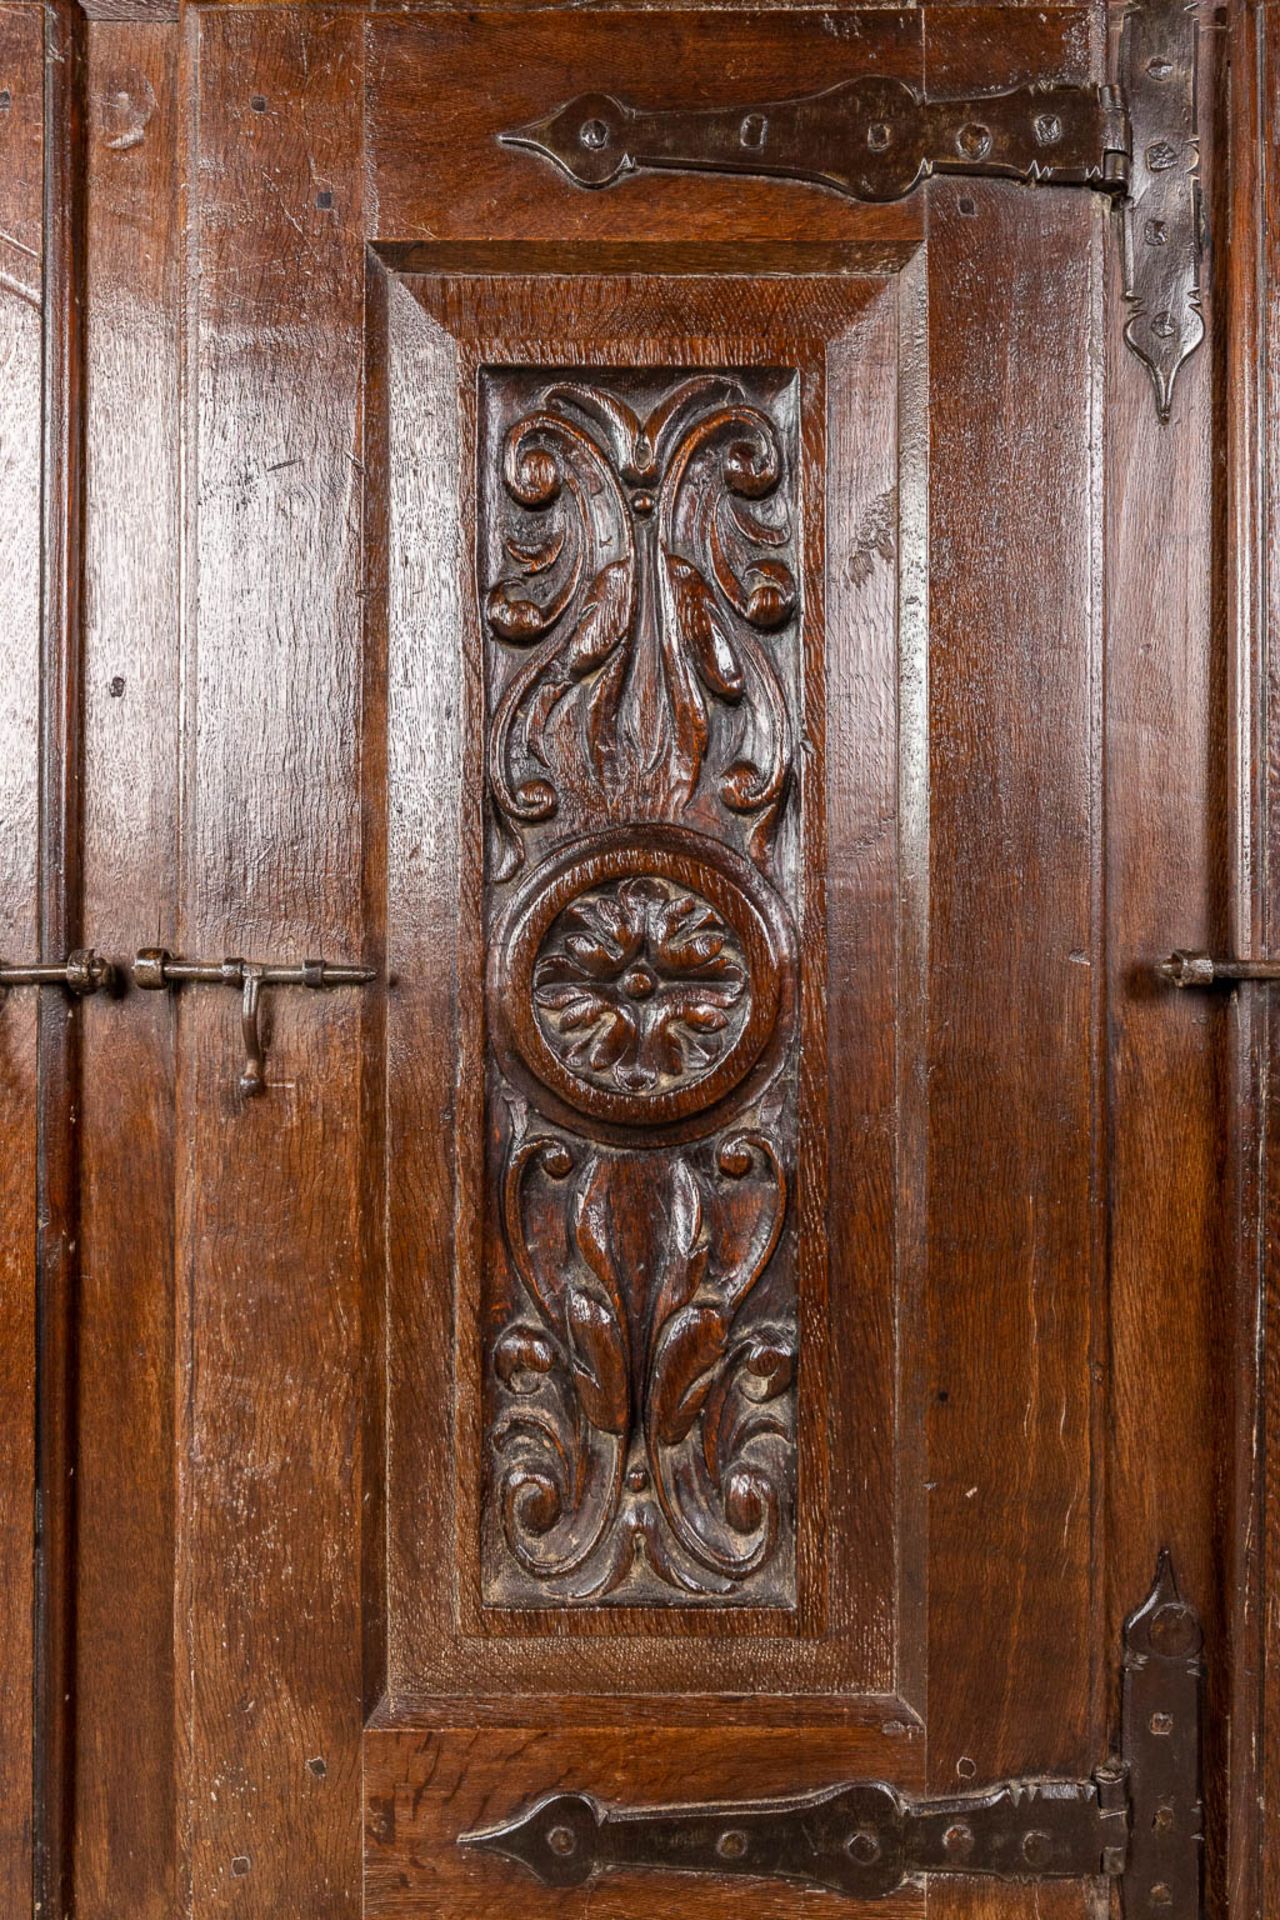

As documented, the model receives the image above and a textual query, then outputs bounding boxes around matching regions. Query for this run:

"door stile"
[34,2,88,1915]
[1220,4,1268,1919]
[1243,3,1280,1920]
[1101,0,1231,1896]
[74,10,183,1919]
[0,2,51,1912]
[174,8,371,1914]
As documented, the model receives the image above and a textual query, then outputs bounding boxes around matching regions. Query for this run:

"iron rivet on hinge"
[1022,1829,1054,1869]
[943,1821,975,1859]
[956,122,992,161]
[1147,1602,1200,1655]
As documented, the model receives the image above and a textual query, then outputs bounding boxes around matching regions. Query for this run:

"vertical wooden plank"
[1221,4,1267,1917]
[35,1,86,1913]
[181,8,367,1913]
[924,164,1101,1814]
[1103,7,1226,1896]
[1257,5,1280,1917]
[0,5,44,1909]
[921,38,1106,1895]
[74,18,181,1918]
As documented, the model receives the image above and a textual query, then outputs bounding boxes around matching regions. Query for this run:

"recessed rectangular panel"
[379,253,921,1698]
[480,365,802,1609]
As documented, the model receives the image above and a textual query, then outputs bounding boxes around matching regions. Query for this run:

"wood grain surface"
[1,4,1271,1918]
[74,18,180,1919]
[0,5,44,1911]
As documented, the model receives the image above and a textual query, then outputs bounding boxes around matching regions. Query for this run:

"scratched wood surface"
[176,8,370,1915]
[73,19,181,1920]
[0,6,43,1912]
[5,3,1270,1919]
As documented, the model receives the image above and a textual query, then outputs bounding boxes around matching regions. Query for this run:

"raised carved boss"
[491,827,794,1141]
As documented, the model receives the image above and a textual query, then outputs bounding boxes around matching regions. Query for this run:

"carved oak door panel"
[19,2,1263,1919]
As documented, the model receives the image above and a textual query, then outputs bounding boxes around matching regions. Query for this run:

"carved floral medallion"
[480,369,801,1607]
[533,875,748,1098]
[491,828,793,1140]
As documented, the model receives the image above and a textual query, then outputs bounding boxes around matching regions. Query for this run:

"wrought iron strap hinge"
[461,1555,1204,1917]
[504,78,1130,204]
[499,0,1202,419]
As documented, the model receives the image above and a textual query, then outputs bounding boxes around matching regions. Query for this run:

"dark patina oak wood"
[1,2,1277,1919]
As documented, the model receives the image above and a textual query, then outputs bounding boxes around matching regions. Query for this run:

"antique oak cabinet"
[1,0,1278,1915]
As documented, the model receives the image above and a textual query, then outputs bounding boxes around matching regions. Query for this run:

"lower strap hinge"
[460,1554,1203,1916]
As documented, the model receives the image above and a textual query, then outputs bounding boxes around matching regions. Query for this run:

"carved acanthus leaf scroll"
[484,375,798,877]
[491,1126,792,1602]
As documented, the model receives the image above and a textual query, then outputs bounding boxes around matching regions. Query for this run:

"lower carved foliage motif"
[489,1127,794,1604]
[479,368,802,1609]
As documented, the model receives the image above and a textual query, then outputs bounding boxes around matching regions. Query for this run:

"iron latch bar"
[0,950,114,995]
[132,948,375,1097]
[460,1555,1203,1917]
[1160,950,1280,989]
[499,0,1201,419]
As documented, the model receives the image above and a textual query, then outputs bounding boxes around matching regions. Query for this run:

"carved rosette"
[480,371,801,1607]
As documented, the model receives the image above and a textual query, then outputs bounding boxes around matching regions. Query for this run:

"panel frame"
[373,244,926,1707]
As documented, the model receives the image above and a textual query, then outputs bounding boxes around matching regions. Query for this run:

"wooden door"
[1,1,1276,1916]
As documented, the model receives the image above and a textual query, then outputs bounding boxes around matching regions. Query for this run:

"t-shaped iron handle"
[132,949,375,1096]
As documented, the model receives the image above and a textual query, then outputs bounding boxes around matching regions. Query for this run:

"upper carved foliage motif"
[482,372,799,878]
